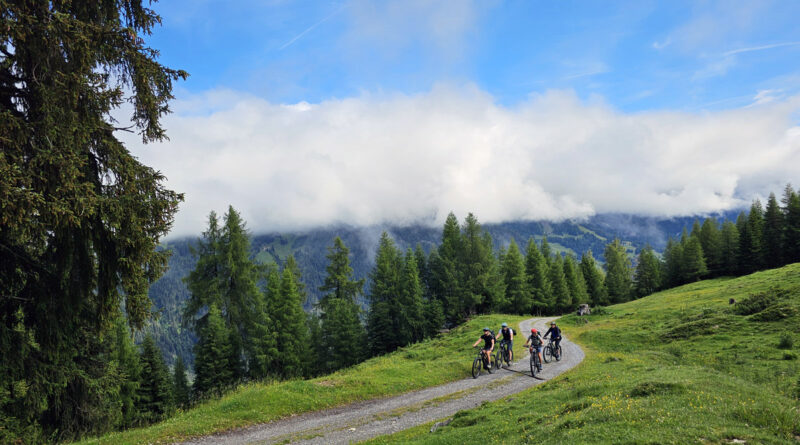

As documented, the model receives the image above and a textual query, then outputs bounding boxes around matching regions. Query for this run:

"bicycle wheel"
[494,350,503,369]
[472,357,482,378]
[529,354,537,377]
[543,345,553,363]
[555,345,563,361]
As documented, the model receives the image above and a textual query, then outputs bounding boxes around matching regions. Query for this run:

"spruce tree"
[366,233,402,354]
[720,221,740,275]
[397,249,426,344]
[112,317,141,428]
[603,239,632,303]
[459,214,495,314]
[681,236,708,282]
[172,357,191,409]
[663,237,684,287]
[763,193,784,269]
[783,185,800,264]
[540,236,553,264]
[699,218,722,276]
[137,335,174,424]
[501,239,529,313]
[564,255,589,305]
[193,305,233,396]
[747,200,765,271]
[633,246,662,298]
[248,269,279,380]
[432,213,464,323]
[0,2,185,437]
[549,255,571,313]
[580,251,607,306]
[318,237,366,372]
[275,268,312,378]
[525,238,553,313]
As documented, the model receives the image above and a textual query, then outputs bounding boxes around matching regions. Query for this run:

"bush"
[750,304,797,322]
[782,352,797,361]
[734,288,792,316]
[778,333,794,350]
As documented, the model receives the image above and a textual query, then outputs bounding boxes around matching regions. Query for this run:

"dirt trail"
[179,317,584,445]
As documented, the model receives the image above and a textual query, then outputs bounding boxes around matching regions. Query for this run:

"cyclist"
[543,321,562,353]
[495,322,514,364]
[524,328,543,371]
[472,327,495,370]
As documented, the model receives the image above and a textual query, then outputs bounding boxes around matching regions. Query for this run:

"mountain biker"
[543,321,562,353]
[472,327,495,370]
[524,328,543,371]
[495,322,514,362]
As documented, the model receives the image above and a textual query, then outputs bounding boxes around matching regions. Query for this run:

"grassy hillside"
[369,264,800,444]
[76,314,526,445]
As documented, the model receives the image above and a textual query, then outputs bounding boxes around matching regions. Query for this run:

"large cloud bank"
[125,86,800,237]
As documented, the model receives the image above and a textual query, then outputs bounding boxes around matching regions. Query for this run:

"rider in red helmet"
[524,327,543,371]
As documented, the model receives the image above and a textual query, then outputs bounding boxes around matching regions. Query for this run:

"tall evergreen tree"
[432,213,464,323]
[318,237,366,372]
[112,317,141,428]
[699,218,722,276]
[681,236,708,282]
[549,255,571,313]
[397,249,426,344]
[172,357,191,409]
[763,193,784,269]
[720,221,741,275]
[564,256,589,306]
[248,269,279,380]
[275,268,312,378]
[603,239,632,303]
[366,232,401,354]
[501,239,529,313]
[662,237,684,287]
[193,305,233,396]
[634,246,662,298]
[540,236,553,264]
[0,2,185,439]
[460,214,497,314]
[783,184,800,264]
[580,251,607,306]
[525,238,553,313]
[746,200,765,272]
[736,211,750,274]
[137,335,174,424]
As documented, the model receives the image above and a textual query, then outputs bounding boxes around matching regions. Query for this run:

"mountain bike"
[472,346,495,378]
[529,345,542,377]
[543,337,562,363]
[496,340,513,367]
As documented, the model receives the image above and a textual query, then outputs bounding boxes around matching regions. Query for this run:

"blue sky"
[148,0,800,111]
[126,1,800,236]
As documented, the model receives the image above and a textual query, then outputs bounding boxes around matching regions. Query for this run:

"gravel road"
[179,317,584,445]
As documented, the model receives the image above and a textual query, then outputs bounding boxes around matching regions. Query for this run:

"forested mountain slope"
[145,213,729,366]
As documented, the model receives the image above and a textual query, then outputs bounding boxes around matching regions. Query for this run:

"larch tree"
[719,221,741,276]
[580,251,607,307]
[525,238,553,313]
[549,255,571,313]
[699,218,722,276]
[633,246,662,298]
[501,239,529,313]
[564,255,589,306]
[603,239,632,303]
[0,1,185,439]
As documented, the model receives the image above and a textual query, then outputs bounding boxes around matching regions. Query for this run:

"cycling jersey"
[481,333,494,350]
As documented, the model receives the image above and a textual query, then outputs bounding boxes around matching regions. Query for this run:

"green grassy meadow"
[76,314,526,444]
[368,264,800,444]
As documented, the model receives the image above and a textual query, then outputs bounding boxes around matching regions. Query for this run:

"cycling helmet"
[551,321,556,325]
[483,327,490,332]
[530,328,537,334]
[501,322,508,327]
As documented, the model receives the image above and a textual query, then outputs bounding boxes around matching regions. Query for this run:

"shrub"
[778,333,794,350]
[630,381,684,397]
[734,288,793,316]
[782,352,797,361]
[750,304,797,322]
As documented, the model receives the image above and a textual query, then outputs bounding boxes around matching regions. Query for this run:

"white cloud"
[124,86,800,237]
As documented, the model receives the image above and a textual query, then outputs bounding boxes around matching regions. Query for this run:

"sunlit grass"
[76,314,527,445]
[367,264,800,444]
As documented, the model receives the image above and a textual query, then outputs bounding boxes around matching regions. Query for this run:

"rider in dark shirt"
[472,327,495,370]
[495,322,514,360]
[543,321,562,351]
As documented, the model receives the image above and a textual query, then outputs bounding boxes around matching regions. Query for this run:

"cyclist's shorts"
[482,347,493,352]
[531,346,542,352]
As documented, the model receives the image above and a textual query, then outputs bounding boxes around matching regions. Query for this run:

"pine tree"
[634,246,662,298]
[762,193,784,269]
[699,218,722,276]
[580,251,607,306]
[193,305,233,396]
[563,255,588,305]
[247,269,279,380]
[681,236,708,282]
[720,221,740,275]
[604,239,632,303]
[318,237,366,372]
[501,239,529,313]
[0,2,185,438]
[172,357,191,409]
[747,200,765,271]
[432,213,464,323]
[525,238,553,313]
[397,249,426,344]
[783,184,800,264]
[460,214,495,314]
[275,268,312,378]
[662,237,684,287]
[112,317,141,428]
[137,335,174,424]
[414,244,431,299]
[366,232,401,354]
[540,236,553,264]
[549,255,571,313]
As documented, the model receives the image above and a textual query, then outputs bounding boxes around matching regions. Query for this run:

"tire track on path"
[179,316,584,445]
